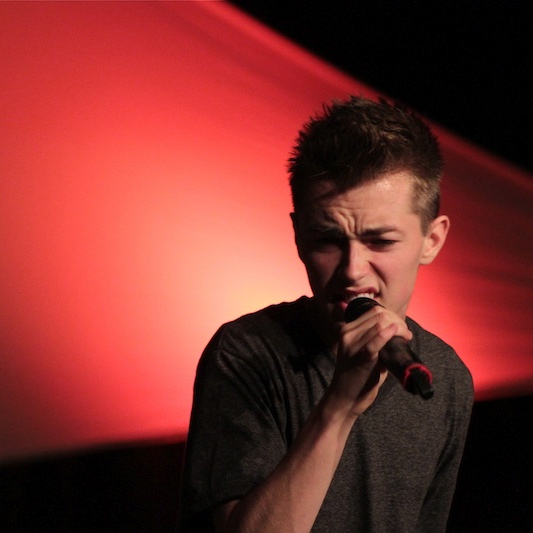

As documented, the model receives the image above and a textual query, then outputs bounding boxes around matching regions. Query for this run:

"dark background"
[2,397,532,531]
[229,0,532,175]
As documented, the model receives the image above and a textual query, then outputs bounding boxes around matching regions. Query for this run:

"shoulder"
[225,296,308,332]
[197,297,314,374]
[407,316,459,361]
[210,297,309,348]
[407,316,474,397]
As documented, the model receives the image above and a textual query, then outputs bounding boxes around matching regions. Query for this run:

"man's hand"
[327,305,412,418]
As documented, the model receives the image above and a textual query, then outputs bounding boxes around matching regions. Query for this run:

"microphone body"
[344,297,434,400]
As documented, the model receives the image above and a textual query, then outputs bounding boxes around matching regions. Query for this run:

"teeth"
[356,293,375,299]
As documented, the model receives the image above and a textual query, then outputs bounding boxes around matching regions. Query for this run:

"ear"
[420,215,450,265]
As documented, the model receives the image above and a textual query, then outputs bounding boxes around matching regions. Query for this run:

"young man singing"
[180,96,473,532]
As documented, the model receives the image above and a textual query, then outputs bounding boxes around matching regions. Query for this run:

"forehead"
[295,172,417,221]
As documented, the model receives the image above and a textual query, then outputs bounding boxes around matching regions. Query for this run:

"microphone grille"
[344,297,379,323]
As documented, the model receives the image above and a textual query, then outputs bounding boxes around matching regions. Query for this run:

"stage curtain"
[1,1,531,462]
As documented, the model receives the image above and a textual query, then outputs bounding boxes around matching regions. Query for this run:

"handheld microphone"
[345,297,434,400]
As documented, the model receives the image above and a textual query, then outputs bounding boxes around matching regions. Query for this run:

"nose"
[339,239,369,282]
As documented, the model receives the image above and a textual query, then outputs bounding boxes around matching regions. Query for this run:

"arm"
[417,366,474,532]
[213,307,411,533]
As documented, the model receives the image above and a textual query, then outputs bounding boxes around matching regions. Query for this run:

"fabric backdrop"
[1,1,532,462]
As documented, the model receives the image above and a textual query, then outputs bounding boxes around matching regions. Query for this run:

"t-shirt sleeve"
[413,327,474,532]
[179,324,288,529]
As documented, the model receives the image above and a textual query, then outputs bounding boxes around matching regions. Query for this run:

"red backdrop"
[1,1,532,462]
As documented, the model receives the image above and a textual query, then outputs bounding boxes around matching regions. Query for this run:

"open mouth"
[351,292,376,301]
[342,290,378,303]
[333,291,378,316]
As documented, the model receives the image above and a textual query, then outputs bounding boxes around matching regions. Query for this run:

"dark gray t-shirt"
[180,297,473,532]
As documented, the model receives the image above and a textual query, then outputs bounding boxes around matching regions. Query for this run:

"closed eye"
[309,236,345,251]
[365,238,397,248]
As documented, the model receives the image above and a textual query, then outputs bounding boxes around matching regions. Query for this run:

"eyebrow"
[304,224,400,237]
[360,226,400,236]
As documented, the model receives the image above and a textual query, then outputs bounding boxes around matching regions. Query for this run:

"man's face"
[292,171,444,333]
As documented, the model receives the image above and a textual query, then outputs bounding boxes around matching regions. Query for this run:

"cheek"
[373,249,419,283]
[303,251,340,284]
[380,251,423,293]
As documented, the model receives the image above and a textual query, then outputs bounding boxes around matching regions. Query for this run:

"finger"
[363,322,401,355]
[342,308,412,343]
[340,318,398,360]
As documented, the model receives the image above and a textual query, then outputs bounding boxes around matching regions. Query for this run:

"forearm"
[216,390,359,533]
[214,310,392,532]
